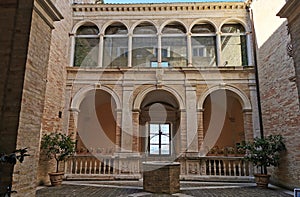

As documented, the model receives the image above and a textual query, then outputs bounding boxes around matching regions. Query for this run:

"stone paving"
[36,181,293,197]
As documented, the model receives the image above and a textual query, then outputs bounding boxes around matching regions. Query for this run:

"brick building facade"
[0,0,299,196]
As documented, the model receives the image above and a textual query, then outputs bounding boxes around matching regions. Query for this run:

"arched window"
[221,23,247,66]
[132,22,157,67]
[103,22,128,68]
[161,22,187,67]
[74,24,99,67]
[191,23,217,67]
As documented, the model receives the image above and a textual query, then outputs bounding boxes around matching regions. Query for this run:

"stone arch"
[189,19,218,33]
[133,85,185,111]
[197,84,252,111]
[71,20,100,34]
[130,20,158,34]
[159,19,187,34]
[219,18,250,32]
[100,20,129,35]
[70,85,122,112]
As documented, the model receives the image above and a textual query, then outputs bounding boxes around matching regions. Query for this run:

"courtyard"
[36,180,293,197]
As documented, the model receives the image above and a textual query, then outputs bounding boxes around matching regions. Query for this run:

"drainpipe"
[247,4,264,138]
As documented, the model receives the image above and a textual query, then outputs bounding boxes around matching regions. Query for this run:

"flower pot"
[48,172,64,186]
[254,174,271,188]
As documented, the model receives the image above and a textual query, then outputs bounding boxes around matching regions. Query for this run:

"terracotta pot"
[48,172,64,186]
[254,174,271,188]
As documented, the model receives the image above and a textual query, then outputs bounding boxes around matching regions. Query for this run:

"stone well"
[142,161,180,194]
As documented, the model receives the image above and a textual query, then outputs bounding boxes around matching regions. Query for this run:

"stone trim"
[72,2,247,13]
[34,0,63,29]
[277,0,300,23]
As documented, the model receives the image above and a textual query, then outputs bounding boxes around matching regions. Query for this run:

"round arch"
[133,86,185,111]
[197,84,252,111]
[218,18,250,32]
[71,20,100,34]
[100,20,129,35]
[189,19,218,33]
[159,19,187,34]
[130,20,158,34]
[70,85,122,112]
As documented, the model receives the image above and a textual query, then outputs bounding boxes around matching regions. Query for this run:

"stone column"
[69,34,75,66]
[187,33,193,67]
[132,110,140,152]
[216,32,222,66]
[128,33,132,67]
[246,32,253,66]
[158,33,162,67]
[121,85,133,152]
[186,86,198,152]
[249,83,261,138]
[98,34,104,67]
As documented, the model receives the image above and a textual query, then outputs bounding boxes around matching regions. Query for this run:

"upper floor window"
[74,24,99,67]
[221,24,247,66]
[191,23,217,67]
[103,22,128,68]
[161,22,187,67]
[132,22,158,67]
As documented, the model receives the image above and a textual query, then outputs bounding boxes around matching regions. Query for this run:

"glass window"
[103,23,128,68]
[149,123,170,155]
[221,24,247,66]
[132,22,157,67]
[74,25,99,67]
[191,23,216,67]
[161,22,187,67]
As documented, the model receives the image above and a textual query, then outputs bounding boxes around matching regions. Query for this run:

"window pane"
[150,124,159,134]
[133,22,157,34]
[76,26,99,35]
[105,23,128,35]
[221,35,247,66]
[103,37,128,68]
[161,37,187,67]
[191,36,216,67]
[150,135,159,144]
[150,145,159,155]
[162,23,186,34]
[221,24,245,33]
[160,124,169,134]
[191,24,215,34]
[132,37,158,67]
[161,135,169,144]
[161,145,170,155]
[74,38,99,67]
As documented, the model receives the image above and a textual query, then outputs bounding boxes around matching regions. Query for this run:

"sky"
[104,0,244,4]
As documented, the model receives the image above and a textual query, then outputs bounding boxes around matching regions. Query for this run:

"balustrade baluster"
[208,160,212,175]
[233,161,237,176]
[238,161,242,176]
[228,161,232,176]
[89,159,92,174]
[224,159,227,176]
[84,159,88,174]
[213,160,216,175]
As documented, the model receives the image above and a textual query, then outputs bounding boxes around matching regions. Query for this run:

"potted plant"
[238,134,286,188]
[41,132,75,186]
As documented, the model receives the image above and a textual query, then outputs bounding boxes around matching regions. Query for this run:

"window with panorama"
[149,123,171,155]
[74,24,99,67]
[191,23,217,67]
[132,22,158,67]
[221,24,247,66]
[161,22,187,67]
[103,22,128,68]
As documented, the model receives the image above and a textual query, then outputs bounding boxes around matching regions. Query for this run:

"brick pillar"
[180,110,187,153]
[243,111,254,141]
[197,110,204,152]
[115,110,122,152]
[132,110,140,152]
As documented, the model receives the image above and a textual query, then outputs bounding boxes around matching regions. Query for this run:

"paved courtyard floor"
[36,180,294,197]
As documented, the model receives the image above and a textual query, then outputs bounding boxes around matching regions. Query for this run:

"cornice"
[277,0,300,23]
[34,0,63,29]
[72,2,247,13]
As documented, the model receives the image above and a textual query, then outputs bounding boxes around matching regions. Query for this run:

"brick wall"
[255,14,300,190]
[37,0,72,185]
[0,0,34,194]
